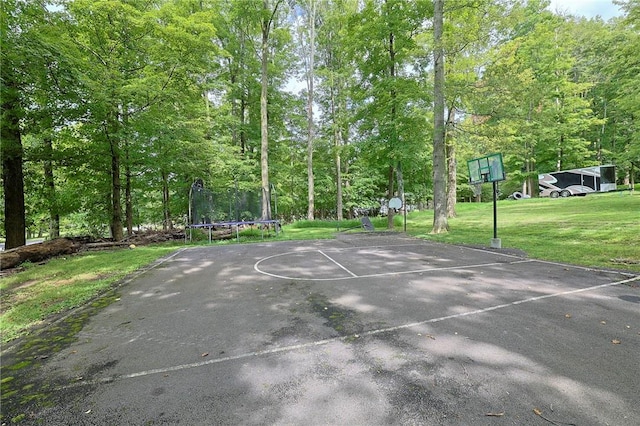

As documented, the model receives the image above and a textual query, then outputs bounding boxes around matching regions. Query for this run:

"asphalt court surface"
[16,234,640,425]
[254,237,532,280]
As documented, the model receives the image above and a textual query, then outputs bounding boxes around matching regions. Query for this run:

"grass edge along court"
[1,191,638,346]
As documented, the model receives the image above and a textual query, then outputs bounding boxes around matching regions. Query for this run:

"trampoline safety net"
[189,180,263,225]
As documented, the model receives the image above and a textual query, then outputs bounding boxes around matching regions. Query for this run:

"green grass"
[0,245,179,344]
[1,192,638,345]
[281,216,403,240]
[407,191,640,272]
[277,192,639,273]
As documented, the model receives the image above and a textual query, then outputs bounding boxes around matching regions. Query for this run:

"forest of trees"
[2,0,639,249]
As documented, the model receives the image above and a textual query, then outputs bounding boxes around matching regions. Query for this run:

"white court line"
[254,247,533,281]
[318,250,358,277]
[459,243,639,277]
[57,273,640,390]
[329,242,523,260]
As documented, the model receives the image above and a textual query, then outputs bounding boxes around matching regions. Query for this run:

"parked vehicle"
[538,165,616,198]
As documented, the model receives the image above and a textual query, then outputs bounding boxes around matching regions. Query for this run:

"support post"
[491,181,501,248]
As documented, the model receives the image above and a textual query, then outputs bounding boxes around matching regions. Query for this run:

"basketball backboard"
[467,153,505,184]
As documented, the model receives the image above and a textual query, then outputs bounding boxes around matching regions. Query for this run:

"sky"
[548,0,622,20]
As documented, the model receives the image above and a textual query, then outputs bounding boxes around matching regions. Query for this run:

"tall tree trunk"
[387,165,395,227]
[259,0,280,220]
[523,155,536,197]
[110,148,123,240]
[123,111,133,236]
[1,79,26,249]
[432,0,448,234]
[598,99,607,163]
[524,102,536,197]
[446,106,456,218]
[108,120,124,241]
[162,170,172,231]
[240,96,247,154]
[306,0,316,221]
[331,81,343,221]
[387,25,397,230]
[556,135,564,171]
[260,29,271,220]
[335,148,343,221]
[397,161,404,229]
[125,159,133,236]
[229,75,238,149]
[43,137,60,238]
[329,50,346,222]
[342,125,351,218]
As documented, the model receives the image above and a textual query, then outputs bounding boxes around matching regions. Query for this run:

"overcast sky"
[549,0,622,20]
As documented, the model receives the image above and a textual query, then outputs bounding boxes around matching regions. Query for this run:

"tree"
[469,3,605,197]
[1,65,26,249]
[1,0,62,248]
[259,0,284,220]
[3,0,638,238]
[65,0,152,240]
[432,0,448,233]
[315,0,358,221]
[59,0,219,239]
[301,0,318,220]
[441,1,512,216]
[345,0,432,228]
[604,1,640,184]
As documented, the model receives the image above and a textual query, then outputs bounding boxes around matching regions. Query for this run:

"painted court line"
[318,250,358,277]
[356,259,533,279]
[254,249,533,281]
[253,242,530,282]
[58,274,640,391]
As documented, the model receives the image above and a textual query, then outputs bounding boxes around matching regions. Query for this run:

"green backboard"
[467,153,505,184]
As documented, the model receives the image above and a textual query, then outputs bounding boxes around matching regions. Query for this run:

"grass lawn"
[1,191,638,345]
[279,192,639,275]
[0,245,180,344]
[406,191,639,272]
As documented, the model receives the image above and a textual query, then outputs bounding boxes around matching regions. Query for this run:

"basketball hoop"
[472,183,483,197]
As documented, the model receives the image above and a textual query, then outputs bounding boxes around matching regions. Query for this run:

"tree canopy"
[1,0,638,246]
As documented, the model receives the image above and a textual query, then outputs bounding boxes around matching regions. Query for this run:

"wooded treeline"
[2,0,639,249]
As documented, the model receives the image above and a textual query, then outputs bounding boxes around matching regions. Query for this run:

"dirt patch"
[12,279,40,291]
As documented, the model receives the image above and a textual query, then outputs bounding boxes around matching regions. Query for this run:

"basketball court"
[16,234,640,425]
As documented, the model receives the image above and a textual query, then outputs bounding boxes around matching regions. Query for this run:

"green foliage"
[2,192,637,344]
[290,219,355,229]
[1,0,638,240]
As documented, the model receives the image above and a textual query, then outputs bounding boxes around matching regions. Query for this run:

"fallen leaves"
[417,333,436,340]
[533,407,578,426]
[562,314,628,346]
[610,257,640,265]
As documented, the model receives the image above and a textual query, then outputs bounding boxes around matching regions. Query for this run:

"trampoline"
[187,179,280,242]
